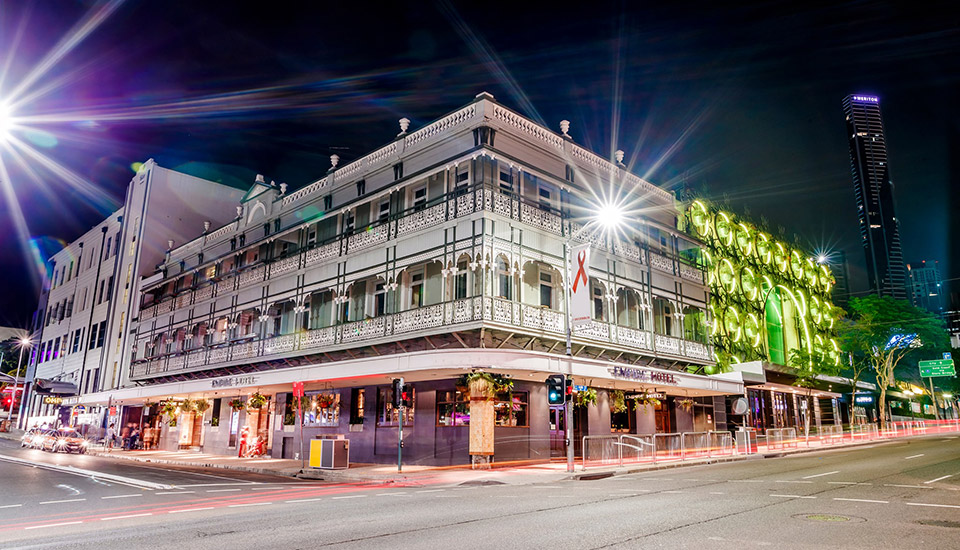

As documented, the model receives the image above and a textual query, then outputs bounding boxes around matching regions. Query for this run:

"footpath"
[0,427,913,487]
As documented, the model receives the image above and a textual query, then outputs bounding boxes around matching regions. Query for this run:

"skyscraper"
[842,94,907,300]
[907,260,944,314]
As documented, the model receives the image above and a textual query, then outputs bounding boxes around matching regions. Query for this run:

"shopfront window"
[494,391,528,427]
[378,387,414,426]
[303,392,340,427]
[437,390,470,426]
[349,388,364,425]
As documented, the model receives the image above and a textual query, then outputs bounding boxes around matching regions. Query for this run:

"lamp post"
[4,337,30,425]
[562,202,625,472]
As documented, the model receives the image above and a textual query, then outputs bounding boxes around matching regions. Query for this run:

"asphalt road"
[2,435,959,549]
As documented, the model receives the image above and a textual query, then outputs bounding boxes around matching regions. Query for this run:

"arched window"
[496,256,512,300]
[652,297,674,336]
[616,289,641,329]
[591,279,607,321]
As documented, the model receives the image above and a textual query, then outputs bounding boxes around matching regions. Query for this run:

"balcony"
[131,296,713,379]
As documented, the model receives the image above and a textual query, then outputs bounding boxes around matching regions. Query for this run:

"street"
[1,435,958,549]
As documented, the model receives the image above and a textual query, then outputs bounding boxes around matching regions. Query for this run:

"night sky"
[1,1,958,328]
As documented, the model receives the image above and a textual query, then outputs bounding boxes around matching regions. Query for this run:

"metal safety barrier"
[582,430,734,470]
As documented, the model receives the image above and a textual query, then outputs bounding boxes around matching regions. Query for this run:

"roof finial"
[399,117,410,136]
[615,150,625,166]
[559,120,571,138]
[330,154,340,169]
[255,174,265,184]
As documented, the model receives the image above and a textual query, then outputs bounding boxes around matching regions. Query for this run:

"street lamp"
[562,201,626,472]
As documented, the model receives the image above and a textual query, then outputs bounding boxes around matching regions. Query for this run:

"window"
[497,258,512,300]
[593,284,605,321]
[455,259,468,300]
[96,320,107,348]
[356,180,366,196]
[412,185,427,211]
[378,199,390,223]
[494,391,527,427]
[98,280,106,304]
[323,195,332,211]
[343,211,355,234]
[499,169,513,192]
[350,388,364,425]
[538,185,553,211]
[53,337,61,359]
[71,329,81,353]
[437,389,470,426]
[374,283,386,317]
[114,232,120,256]
[67,261,73,282]
[302,392,340,427]
[104,237,112,259]
[539,271,554,308]
[410,271,424,309]
[89,324,99,349]
[378,386,414,426]
[106,276,114,302]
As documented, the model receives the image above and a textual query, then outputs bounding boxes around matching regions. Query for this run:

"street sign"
[919,359,956,378]
[944,352,953,360]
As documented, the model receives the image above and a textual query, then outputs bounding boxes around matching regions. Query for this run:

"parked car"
[20,428,43,448]
[41,429,88,454]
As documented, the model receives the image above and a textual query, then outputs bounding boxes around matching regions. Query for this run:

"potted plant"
[610,390,627,414]
[677,398,695,413]
[635,394,661,411]
[574,387,598,408]
[161,401,179,426]
[248,391,268,410]
[317,394,337,410]
[180,399,196,413]
[229,398,245,411]
[194,399,210,414]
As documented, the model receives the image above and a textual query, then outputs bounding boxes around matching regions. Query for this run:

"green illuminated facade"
[679,200,841,369]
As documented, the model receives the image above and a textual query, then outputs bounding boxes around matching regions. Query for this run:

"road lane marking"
[207,489,242,493]
[530,486,562,489]
[729,479,764,483]
[168,507,214,514]
[285,498,324,503]
[827,482,871,485]
[803,471,840,479]
[884,484,933,489]
[776,480,813,484]
[833,498,888,504]
[156,491,195,495]
[663,490,685,494]
[248,487,282,491]
[39,498,86,505]
[770,494,816,499]
[906,502,960,509]
[25,521,82,530]
[102,494,143,499]
[102,513,153,521]
[415,489,445,494]
[709,492,725,495]
[904,454,925,460]
[376,493,409,497]
[0,504,23,509]
[924,475,954,484]
[229,502,272,508]
[331,495,366,500]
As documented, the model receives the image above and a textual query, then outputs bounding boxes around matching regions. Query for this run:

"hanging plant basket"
[574,387,598,408]
[248,391,268,410]
[180,399,196,413]
[610,390,627,414]
[677,398,695,413]
[194,399,210,413]
[317,394,337,409]
[228,398,245,411]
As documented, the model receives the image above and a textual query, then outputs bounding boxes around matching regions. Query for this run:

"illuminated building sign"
[610,366,679,385]
[211,375,259,389]
[42,396,63,405]
[854,395,874,404]
[852,95,879,102]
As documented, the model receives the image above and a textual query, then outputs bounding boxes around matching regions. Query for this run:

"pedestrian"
[238,426,249,457]
[120,424,131,450]
[106,423,116,449]
[130,426,141,450]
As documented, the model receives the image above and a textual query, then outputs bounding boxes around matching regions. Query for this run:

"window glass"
[413,185,427,211]
[302,392,340,427]
[494,391,528,427]
[437,390,470,426]
[410,271,424,308]
[539,271,553,307]
[455,260,468,300]
[378,387,414,426]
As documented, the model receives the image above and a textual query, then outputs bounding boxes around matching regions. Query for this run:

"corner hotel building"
[46,92,743,465]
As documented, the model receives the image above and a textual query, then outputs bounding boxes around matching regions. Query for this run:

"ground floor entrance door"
[549,405,565,458]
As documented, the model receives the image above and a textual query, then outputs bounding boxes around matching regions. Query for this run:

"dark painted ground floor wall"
[145,379,717,466]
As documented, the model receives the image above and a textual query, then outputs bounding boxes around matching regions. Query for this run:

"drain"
[918,520,960,529]
[793,513,866,523]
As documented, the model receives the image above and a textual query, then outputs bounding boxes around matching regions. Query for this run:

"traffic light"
[546,374,564,405]
[565,377,573,402]
[401,385,414,408]
[392,378,403,408]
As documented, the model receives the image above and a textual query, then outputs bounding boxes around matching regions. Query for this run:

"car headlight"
[56,438,66,446]
[81,440,89,446]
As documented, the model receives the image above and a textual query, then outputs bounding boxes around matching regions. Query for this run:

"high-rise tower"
[842,94,907,300]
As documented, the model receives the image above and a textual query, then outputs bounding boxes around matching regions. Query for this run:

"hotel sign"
[609,366,679,385]
[42,396,62,405]
[211,375,259,389]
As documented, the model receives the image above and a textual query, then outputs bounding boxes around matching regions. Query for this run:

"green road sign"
[919,359,956,377]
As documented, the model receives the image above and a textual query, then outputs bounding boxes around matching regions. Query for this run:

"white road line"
[101,513,153,521]
[802,471,840,479]
[331,495,366,500]
[156,491,195,495]
[709,492,725,495]
[102,494,143,500]
[904,454,925,460]
[729,479,764,483]
[228,502,272,508]
[39,498,86,505]
[376,493,409,497]
[833,498,889,504]
[530,486,562,489]
[884,484,933,489]
[924,475,954,484]
[285,498,324,503]
[207,488,243,493]
[827,481,871,485]
[663,490,685,494]
[770,494,816,499]
[415,489,445,494]
[25,521,82,530]
[168,507,214,514]
[906,502,960,509]
[0,504,23,509]
[248,487,282,491]
[776,480,814,484]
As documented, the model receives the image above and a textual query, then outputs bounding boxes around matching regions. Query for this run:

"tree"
[787,347,840,437]
[838,296,949,430]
